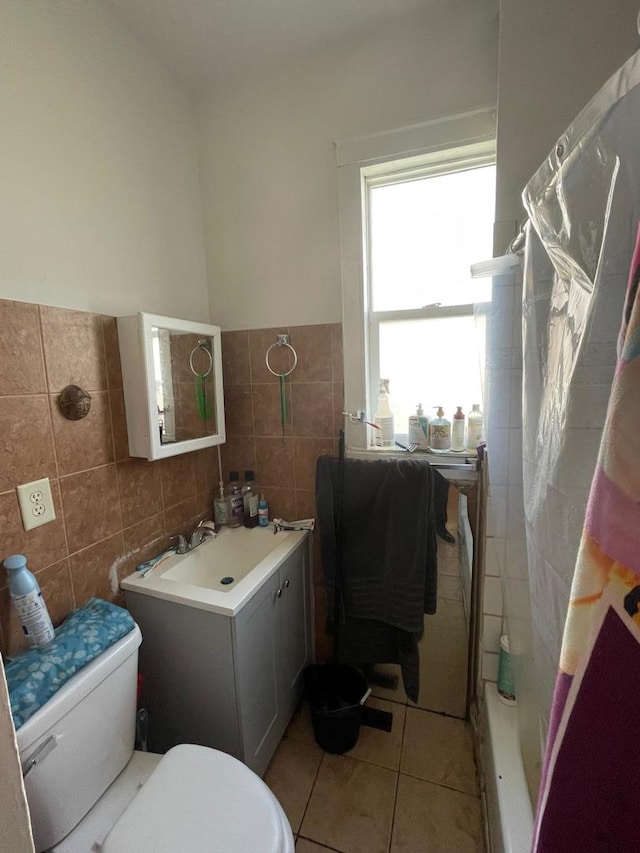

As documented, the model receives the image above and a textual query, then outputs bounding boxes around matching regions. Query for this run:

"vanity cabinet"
[124,535,311,777]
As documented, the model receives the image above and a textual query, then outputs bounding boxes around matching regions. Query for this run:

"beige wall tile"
[60,464,122,554]
[292,438,334,491]
[40,307,107,392]
[109,388,131,462]
[252,383,293,437]
[264,738,323,833]
[50,390,114,476]
[0,395,57,492]
[289,325,332,383]
[301,754,396,853]
[400,708,478,796]
[102,316,123,390]
[263,485,296,522]
[291,383,334,438]
[330,324,344,384]
[224,384,254,437]
[116,459,163,527]
[220,436,257,482]
[164,496,198,538]
[160,453,196,509]
[69,533,125,608]
[0,300,46,395]
[255,437,294,488]
[121,513,167,577]
[0,483,67,572]
[221,330,251,386]
[391,775,484,853]
[194,445,220,505]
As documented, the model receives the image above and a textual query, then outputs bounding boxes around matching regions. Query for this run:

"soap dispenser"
[408,404,429,450]
[429,407,451,451]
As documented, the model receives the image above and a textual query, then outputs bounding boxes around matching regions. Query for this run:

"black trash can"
[305,663,370,754]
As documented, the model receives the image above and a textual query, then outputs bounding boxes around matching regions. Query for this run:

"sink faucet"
[172,521,218,554]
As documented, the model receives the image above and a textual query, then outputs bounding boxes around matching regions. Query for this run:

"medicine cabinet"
[117,312,225,461]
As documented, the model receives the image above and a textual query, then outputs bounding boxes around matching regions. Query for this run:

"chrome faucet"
[172,521,218,554]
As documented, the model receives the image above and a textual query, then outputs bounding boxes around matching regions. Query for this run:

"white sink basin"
[120,526,307,616]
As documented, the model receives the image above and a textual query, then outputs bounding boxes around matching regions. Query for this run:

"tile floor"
[264,522,485,852]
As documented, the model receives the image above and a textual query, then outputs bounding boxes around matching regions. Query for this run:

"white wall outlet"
[16,477,56,531]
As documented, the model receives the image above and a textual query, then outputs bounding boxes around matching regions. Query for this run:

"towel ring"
[189,340,213,378]
[265,334,297,377]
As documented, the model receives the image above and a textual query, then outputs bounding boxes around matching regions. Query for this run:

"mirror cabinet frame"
[118,312,226,461]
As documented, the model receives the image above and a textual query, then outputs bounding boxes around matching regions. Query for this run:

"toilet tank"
[15,624,142,853]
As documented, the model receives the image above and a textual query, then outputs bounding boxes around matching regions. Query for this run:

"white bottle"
[408,403,430,450]
[451,406,465,452]
[372,379,395,448]
[429,407,451,451]
[467,403,485,450]
[5,554,55,649]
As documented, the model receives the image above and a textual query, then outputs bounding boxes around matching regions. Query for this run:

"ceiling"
[103,0,442,90]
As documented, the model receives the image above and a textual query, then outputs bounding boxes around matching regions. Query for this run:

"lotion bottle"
[372,379,395,448]
[429,407,451,451]
[467,403,485,450]
[451,406,465,452]
[4,554,55,649]
[408,404,430,450]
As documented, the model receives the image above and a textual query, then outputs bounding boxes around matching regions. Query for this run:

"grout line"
[296,747,327,840]
[397,769,480,799]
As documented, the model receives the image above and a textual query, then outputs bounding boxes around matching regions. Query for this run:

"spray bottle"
[4,554,55,649]
[372,378,395,448]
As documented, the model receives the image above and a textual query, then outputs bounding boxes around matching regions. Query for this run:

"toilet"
[15,624,294,852]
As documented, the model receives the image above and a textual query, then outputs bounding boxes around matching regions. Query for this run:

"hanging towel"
[5,597,136,730]
[315,455,437,701]
[533,225,640,852]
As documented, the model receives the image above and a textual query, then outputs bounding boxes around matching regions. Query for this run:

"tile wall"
[220,323,344,662]
[0,299,220,657]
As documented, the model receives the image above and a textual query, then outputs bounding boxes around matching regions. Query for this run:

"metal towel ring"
[265,334,297,377]
[189,340,213,377]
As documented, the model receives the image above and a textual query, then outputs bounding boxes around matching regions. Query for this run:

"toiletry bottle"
[408,403,430,450]
[226,471,244,528]
[372,378,395,448]
[4,554,55,649]
[214,481,229,526]
[258,494,269,527]
[242,470,259,528]
[429,407,451,451]
[467,403,485,450]
[451,406,465,452]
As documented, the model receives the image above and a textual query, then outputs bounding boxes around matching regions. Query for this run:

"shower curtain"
[521,47,640,851]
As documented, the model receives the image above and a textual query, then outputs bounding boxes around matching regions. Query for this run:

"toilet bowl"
[15,624,294,852]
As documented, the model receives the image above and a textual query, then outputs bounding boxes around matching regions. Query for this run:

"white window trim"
[336,106,496,448]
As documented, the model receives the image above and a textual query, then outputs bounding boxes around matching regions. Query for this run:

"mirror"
[118,313,225,460]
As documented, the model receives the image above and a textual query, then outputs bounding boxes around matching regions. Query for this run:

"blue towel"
[5,597,136,730]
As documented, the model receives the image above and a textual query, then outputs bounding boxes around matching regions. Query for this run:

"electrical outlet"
[16,477,56,531]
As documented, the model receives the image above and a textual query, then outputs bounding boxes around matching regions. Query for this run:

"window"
[336,109,496,448]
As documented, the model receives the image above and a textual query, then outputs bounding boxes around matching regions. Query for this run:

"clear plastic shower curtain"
[522,48,640,772]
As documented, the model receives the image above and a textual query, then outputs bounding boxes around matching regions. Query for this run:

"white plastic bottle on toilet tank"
[4,554,55,648]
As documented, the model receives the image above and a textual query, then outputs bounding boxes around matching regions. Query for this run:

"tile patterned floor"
[264,524,485,852]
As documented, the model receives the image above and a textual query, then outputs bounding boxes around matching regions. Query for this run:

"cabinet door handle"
[276,588,282,598]
[284,579,290,588]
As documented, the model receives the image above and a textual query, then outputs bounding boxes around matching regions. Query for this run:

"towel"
[315,455,437,701]
[5,597,136,730]
[533,225,640,851]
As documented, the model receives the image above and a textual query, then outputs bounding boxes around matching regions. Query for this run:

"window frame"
[336,108,496,448]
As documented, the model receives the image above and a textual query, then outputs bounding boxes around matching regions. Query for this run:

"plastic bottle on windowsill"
[372,379,395,448]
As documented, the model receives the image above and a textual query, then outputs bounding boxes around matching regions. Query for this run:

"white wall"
[197,0,499,330]
[495,0,640,251]
[0,1,209,321]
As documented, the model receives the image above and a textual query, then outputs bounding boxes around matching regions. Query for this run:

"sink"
[120,526,308,617]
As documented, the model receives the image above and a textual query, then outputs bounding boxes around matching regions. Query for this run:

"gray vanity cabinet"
[125,534,311,778]
[233,541,312,774]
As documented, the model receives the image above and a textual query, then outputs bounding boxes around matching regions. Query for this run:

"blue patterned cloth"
[5,597,136,730]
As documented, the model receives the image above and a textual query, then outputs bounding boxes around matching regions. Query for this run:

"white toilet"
[15,624,294,852]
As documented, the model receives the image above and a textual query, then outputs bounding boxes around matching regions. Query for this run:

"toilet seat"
[101,744,294,853]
